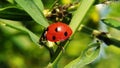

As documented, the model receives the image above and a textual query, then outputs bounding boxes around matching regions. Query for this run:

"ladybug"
[40,22,72,43]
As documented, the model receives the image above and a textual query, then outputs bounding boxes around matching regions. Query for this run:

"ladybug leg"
[39,29,48,45]
[39,29,54,59]
[39,38,55,58]
[55,42,58,45]
[39,36,46,45]
[39,41,54,59]
[55,42,65,52]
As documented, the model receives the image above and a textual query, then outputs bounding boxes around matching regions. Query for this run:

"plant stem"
[80,25,120,48]
[79,25,93,35]
[50,0,95,67]
[51,40,67,63]
[43,44,54,59]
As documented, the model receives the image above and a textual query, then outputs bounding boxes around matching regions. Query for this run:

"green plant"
[0,0,120,68]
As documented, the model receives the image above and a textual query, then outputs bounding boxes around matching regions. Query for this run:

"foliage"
[0,0,120,68]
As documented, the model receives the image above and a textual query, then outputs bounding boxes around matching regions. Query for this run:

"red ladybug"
[40,22,72,42]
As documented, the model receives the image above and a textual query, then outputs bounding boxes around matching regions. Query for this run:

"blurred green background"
[0,0,120,68]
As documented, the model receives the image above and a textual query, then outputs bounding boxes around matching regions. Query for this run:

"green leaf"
[104,2,120,30]
[69,0,94,34]
[0,6,32,21]
[102,18,120,30]
[15,0,49,27]
[0,19,40,46]
[65,42,101,68]
[0,0,10,7]
[42,0,57,9]
[33,0,44,11]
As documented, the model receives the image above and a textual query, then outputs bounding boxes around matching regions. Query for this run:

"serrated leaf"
[0,19,40,46]
[102,18,120,30]
[15,0,49,27]
[0,6,32,21]
[65,42,100,68]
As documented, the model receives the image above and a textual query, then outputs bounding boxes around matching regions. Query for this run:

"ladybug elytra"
[40,22,72,42]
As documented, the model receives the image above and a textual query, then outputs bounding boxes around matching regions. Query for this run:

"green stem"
[79,25,93,35]
[50,0,95,67]
[51,40,68,63]
[80,25,120,48]
[43,44,54,59]
[69,0,94,33]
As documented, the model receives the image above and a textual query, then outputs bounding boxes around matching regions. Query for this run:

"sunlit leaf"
[33,0,44,11]
[69,0,94,33]
[65,42,101,68]
[15,0,49,27]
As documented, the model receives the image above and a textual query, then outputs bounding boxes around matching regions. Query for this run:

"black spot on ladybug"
[55,27,58,32]
[64,32,68,36]
[52,36,56,40]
